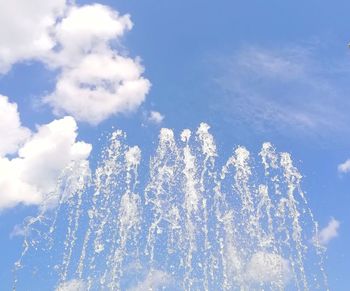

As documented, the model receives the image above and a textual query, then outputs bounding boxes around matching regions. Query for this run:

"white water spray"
[14,124,328,290]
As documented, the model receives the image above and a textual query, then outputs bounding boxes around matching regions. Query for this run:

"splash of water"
[13,124,328,290]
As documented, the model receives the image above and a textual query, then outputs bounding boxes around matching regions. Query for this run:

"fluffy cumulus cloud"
[244,252,291,286]
[0,0,66,73]
[313,217,340,247]
[45,52,150,124]
[50,4,133,67]
[0,95,31,156]
[44,4,150,124]
[0,1,150,124]
[0,1,146,208]
[0,114,91,210]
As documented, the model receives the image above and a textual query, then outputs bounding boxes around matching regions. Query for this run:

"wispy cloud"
[213,45,350,139]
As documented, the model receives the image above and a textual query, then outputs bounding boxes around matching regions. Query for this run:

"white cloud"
[45,52,150,124]
[45,4,151,124]
[338,159,350,174]
[51,4,133,67]
[129,269,171,291]
[0,115,91,210]
[244,252,291,286]
[147,111,165,124]
[56,279,85,291]
[0,95,31,156]
[0,0,66,73]
[313,217,340,247]
[0,1,151,124]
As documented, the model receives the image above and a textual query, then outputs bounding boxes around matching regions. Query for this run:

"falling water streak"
[259,143,321,290]
[196,123,217,290]
[222,147,257,291]
[259,143,293,290]
[309,209,329,290]
[262,143,305,289]
[60,161,91,283]
[13,214,44,291]
[222,146,258,286]
[181,129,199,289]
[280,152,309,290]
[13,193,58,290]
[256,184,285,290]
[280,151,328,290]
[77,130,125,289]
[12,160,90,291]
[211,152,232,290]
[108,146,142,290]
[287,160,329,291]
[60,191,81,281]
[92,131,125,257]
[94,131,129,290]
[145,128,180,265]
[218,151,243,289]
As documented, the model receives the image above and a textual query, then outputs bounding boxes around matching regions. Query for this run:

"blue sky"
[0,0,350,290]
